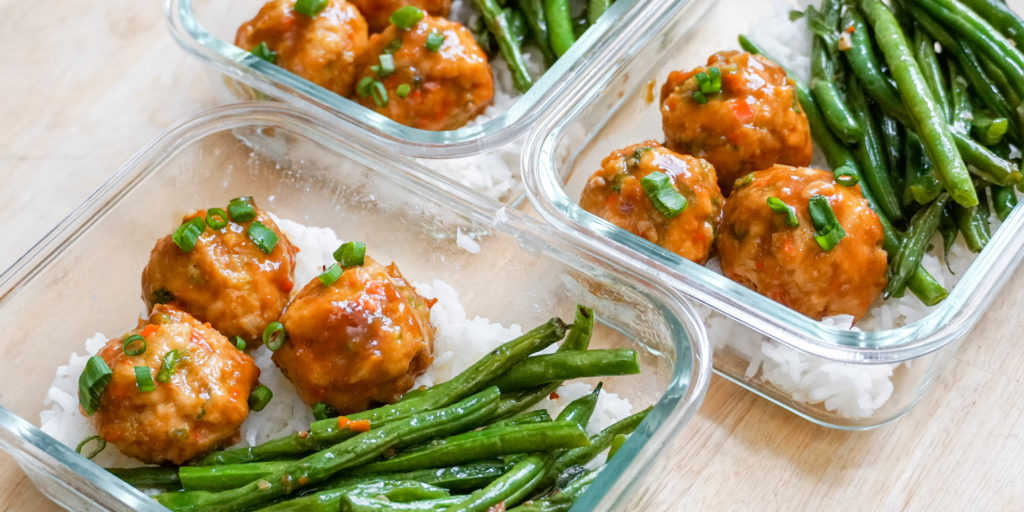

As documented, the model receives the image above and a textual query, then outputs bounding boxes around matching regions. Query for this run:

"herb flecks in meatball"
[273,255,435,414]
[661,51,813,195]
[580,141,724,264]
[236,0,369,96]
[141,197,297,343]
[354,12,493,131]
[717,165,888,320]
[87,305,260,465]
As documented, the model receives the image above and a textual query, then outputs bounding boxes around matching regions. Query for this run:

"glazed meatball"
[235,0,369,97]
[273,256,435,414]
[141,198,297,343]
[717,166,888,320]
[88,304,260,465]
[350,0,451,33]
[580,141,724,264]
[354,14,493,131]
[661,51,812,195]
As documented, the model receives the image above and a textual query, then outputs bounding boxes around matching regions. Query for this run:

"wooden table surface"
[2,1,1024,510]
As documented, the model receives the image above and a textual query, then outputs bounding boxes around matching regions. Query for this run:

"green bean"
[939,205,959,273]
[473,0,534,92]
[555,384,600,428]
[953,196,992,253]
[992,185,1018,221]
[485,409,553,429]
[155,387,501,512]
[861,0,977,207]
[739,34,950,305]
[543,0,575,57]
[847,78,905,221]
[351,421,589,475]
[547,407,650,482]
[587,0,610,24]
[947,64,1022,186]
[490,349,639,392]
[342,494,463,512]
[958,0,1024,48]
[879,114,906,200]
[840,7,909,125]
[885,195,950,298]
[905,133,942,205]
[514,0,556,64]
[329,461,512,493]
[809,0,862,143]
[507,470,598,512]
[972,112,1009,146]
[448,454,548,512]
[195,318,567,466]
[913,27,950,121]
[254,480,452,512]
[978,58,1023,138]
[107,466,181,491]
[179,462,290,492]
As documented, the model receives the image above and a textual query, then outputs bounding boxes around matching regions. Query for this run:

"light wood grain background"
[2,0,1023,510]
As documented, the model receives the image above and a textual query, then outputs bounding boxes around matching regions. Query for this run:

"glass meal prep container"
[0,103,711,511]
[522,0,1024,429]
[163,0,687,162]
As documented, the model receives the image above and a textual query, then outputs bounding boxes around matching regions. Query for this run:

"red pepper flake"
[845,24,856,33]
[549,392,560,400]
[731,99,754,124]
[297,431,310,439]
[298,476,309,486]
[190,330,213,352]
[337,416,350,429]
[349,419,371,432]
[141,324,159,338]
[487,502,506,512]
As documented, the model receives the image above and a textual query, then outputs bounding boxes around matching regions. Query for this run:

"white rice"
[39,218,631,466]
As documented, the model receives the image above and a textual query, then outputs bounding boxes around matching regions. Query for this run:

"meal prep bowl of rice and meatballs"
[524,0,1024,427]
[0,103,711,512]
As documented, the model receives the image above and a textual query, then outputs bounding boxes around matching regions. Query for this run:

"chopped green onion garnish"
[633,146,651,164]
[396,83,412,98]
[390,5,425,29]
[835,169,859,187]
[426,32,446,52]
[248,221,279,254]
[766,197,799,227]
[205,208,229,230]
[134,366,155,393]
[172,217,207,253]
[319,263,343,286]
[294,0,328,17]
[334,241,366,267]
[78,356,113,416]
[370,80,389,107]
[735,173,755,189]
[250,42,277,63]
[696,66,722,95]
[373,54,395,77]
[234,336,247,351]
[692,90,708,104]
[808,195,847,251]
[313,401,338,421]
[122,334,147,357]
[76,435,107,460]
[356,76,375,98]
[157,349,184,383]
[248,384,273,412]
[384,38,403,54]
[264,322,287,351]
[152,288,174,305]
[227,196,257,223]
[640,171,687,218]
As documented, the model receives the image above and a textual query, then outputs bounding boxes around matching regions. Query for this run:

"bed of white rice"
[39,218,632,467]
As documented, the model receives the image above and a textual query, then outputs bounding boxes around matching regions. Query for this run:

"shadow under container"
[522,0,1024,429]
[0,103,711,511]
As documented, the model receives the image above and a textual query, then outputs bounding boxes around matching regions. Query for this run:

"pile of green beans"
[744,0,1024,305]
[472,0,617,92]
[108,306,653,512]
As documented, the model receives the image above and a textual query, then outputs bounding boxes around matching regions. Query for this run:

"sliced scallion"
[808,195,846,251]
[370,80,389,107]
[247,221,279,254]
[319,263,343,286]
[373,54,395,77]
[334,241,366,267]
[356,76,375,98]
[294,0,328,17]
[227,196,257,223]
[766,197,799,227]
[696,66,722,94]
[205,208,229,230]
[396,83,412,98]
[313,401,338,421]
[134,366,155,393]
[640,171,687,218]
[425,32,445,52]
[171,217,207,253]
[78,356,113,416]
[76,435,107,460]
[390,5,425,29]
[234,336,247,351]
[383,38,403,54]
[834,166,859,187]
[249,384,273,412]
[157,349,184,383]
[250,42,277,64]
[263,322,287,351]
[122,334,147,357]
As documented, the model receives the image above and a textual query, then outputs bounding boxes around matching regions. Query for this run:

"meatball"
[273,256,435,414]
[89,304,260,465]
[353,14,493,131]
[717,165,888,320]
[235,0,369,97]
[579,141,724,264]
[350,0,451,33]
[141,198,297,343]
[661,51,813,195]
